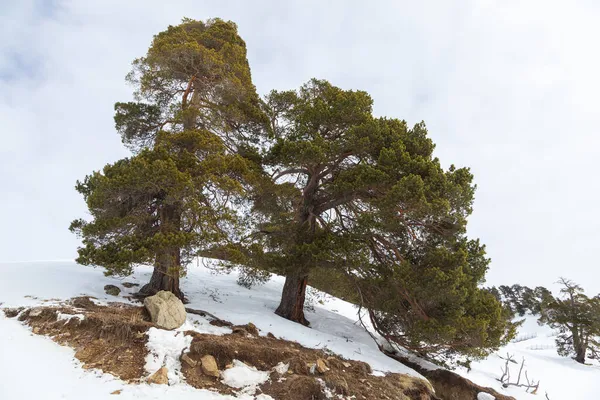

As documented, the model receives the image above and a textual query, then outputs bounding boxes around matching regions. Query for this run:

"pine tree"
[244,79,512,357]
[540,278,600,364]
[70,18,265,299]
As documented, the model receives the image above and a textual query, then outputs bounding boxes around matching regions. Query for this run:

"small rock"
[181,353,197,367]
[144,291,186,330]
[110,390,122,395]
[267,332,276,339]
[201,355,220,378]
[122,282,139,288]
[147,367,169,385]
[32,326,40,334]
[246,322,259,336]
[104,285,121,296]
[342,361,351,368]
[316,358,330,374]
[232,327,248,336]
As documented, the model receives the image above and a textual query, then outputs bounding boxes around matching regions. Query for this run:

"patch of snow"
[145,327,192,385]
[253,395,275,400]
[272,361,289,375]
[56,312,85,323]
[183,314,232,335]
[221,360,270,394]
[477,393,495,400]
[89,298,109,306]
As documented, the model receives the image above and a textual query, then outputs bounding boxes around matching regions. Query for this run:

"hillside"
[1,261,598,399]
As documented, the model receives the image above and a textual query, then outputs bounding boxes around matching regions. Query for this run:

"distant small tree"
[539,278,600,364]
[495,284,553,317]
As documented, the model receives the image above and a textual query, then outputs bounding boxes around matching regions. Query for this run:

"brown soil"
[15,297,151,381]
[4,299,438,400]
[182,329,436,400]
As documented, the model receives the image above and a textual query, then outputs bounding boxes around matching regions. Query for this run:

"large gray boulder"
[144,291,186,330]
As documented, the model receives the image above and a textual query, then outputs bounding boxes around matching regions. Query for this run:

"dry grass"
[15,297,151,381]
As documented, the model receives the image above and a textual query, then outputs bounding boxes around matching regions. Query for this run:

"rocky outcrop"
[143,291,186,330]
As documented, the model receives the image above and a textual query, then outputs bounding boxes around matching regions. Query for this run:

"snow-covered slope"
[1,261,599,399]
[457,313,600,399]
[0,261,420,399]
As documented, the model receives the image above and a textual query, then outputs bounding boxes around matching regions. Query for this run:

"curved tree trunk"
[275,271,309,326]
[275,172,319,326]
[138,248,184,301]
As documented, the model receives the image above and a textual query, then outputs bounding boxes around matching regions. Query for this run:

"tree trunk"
[275,169,319,326]
[138,203,185,301]
[572,328,586,364]
[138,248,184,301]
[575,344,586,364]
[275,271,309,326]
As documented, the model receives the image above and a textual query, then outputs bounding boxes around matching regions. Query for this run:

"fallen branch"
[185,307,233,327]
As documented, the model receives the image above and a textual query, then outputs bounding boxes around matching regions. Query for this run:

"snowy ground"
[1,261,599,399]
[457,314,600,399]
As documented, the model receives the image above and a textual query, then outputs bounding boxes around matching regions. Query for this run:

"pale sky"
[1,0,599,294]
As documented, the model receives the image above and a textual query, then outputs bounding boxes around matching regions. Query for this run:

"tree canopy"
[539,278,600,364]
[71,18,513,362]
[71,18,264,299]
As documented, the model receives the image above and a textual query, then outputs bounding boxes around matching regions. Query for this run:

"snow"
[272,362,289,375]
[477,393,495,400]
[456,314,600,399]
[1,260,600,399]
[221,360,270,393]
[145,328,192,385]
[57,312,85,322]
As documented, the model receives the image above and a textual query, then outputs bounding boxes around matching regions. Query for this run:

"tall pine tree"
[70,18,265,299]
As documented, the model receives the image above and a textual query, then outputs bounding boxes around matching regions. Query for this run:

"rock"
[200,355,220,378]
[143,291,186,330]
[122,282,139,288]
[266,332,276,339]
[342,361,351,368]
[110,390,122,395]
[147,367,169,385]
[316,358,330,374]
[181,353,197,367]
[104,285,121,296]
[232,327,249,336]
[246,322,259,336]
[32,327,40,334]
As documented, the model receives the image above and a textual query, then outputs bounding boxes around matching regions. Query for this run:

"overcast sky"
[1,0,599,293]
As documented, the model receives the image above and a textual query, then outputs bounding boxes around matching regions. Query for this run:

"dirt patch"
[5,299,437,400]
[183,330,438,400]
[15,297,152,381]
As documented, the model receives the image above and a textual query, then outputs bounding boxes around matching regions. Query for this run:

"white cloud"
[2,0,599,293]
